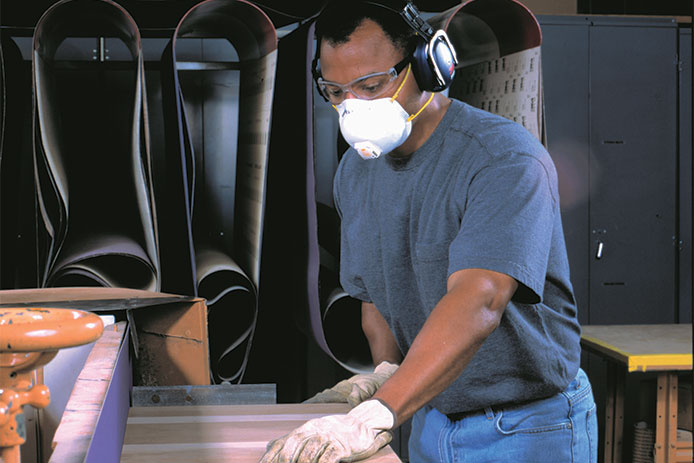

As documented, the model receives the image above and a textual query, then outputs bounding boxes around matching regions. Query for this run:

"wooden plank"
[614,371,625,463]
[654,373,679,463]
[49,322,127,463]
[603,362,625,463]
[581,325,692,372]
[676,439,693,463]
[603,369,615,463]
[122,403,402,462]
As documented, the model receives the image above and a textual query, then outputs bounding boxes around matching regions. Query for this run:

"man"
[260,1,597,462]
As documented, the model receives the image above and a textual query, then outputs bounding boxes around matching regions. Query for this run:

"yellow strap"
[333,63,433,122]
[390,63,411,102]
[407,92,434,122]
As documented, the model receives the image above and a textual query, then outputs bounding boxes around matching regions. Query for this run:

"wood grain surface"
[50,322,127,463]
[121,403,402,462]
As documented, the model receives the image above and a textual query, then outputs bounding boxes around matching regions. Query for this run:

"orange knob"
[0,308,103,353]
[16,384,50,410]
[0,307,104,463]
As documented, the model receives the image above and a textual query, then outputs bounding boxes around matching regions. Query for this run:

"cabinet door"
[588,23,678,324]
[678,27,692,324]
[540,19,591,325]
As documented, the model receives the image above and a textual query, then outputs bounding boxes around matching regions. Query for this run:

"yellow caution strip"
[581,335,693,372]
[627,354,693,372]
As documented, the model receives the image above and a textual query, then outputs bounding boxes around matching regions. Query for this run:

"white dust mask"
[334,65,434,160]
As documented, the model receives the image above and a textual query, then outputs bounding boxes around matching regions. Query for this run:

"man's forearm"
[373,268,516,426]
[362,302,403,365]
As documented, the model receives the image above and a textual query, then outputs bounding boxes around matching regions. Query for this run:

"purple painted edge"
[85,328,132,463]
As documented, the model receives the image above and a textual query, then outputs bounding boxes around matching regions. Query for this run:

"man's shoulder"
[452,101,542,153]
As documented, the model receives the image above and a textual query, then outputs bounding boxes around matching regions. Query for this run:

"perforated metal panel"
[452,47,543,140]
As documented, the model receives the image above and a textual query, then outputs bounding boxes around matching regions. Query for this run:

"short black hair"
[314,1,417,55]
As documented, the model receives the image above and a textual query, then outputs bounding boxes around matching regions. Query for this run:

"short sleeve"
[333,155,372,303]
[448,152,557,304]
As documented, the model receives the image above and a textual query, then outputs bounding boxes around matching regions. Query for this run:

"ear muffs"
[380,0,458,92]
[411,29,457,92]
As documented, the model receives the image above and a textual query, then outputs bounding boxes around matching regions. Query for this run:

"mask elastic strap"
[407,92,434,122]
[390,63,411,102]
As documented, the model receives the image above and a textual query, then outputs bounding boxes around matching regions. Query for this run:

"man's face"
[319,19,415,105]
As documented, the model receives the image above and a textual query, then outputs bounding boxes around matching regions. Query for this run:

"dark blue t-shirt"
[333,99,581,414]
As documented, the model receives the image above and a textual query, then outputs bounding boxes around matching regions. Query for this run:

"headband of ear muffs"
[393,1,458,92]
[313,0,458,94]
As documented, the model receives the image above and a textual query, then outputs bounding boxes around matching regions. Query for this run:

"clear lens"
[353,73,395,99]
[319,68,398,104]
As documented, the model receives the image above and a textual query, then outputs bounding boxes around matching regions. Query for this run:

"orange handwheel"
[0,308,104,463]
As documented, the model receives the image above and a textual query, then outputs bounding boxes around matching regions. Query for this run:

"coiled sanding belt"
[32,0,160,290]
[160,0,277,383]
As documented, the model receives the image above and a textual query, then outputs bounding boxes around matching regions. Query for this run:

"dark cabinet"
[540,15,690,325]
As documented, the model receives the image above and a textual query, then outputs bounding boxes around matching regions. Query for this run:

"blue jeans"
[408,368,597,462]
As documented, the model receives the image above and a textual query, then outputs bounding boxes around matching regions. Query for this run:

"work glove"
[304,361,398,407]
[259,399,395,463]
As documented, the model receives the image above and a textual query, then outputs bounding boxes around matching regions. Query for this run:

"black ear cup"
[411,31,457,92]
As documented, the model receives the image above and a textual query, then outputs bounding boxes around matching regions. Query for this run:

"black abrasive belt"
[432,0,546,144]
[160,0,277,383]
[32,0,160,290]
[0,35,31,288]
[263,22,373,375]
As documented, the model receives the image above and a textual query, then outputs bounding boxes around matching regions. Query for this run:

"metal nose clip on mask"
[334,64,434,160]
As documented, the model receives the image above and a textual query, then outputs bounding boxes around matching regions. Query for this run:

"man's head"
[314,1,457,99]
[313,1,456,159]
[314,1,417,60]
[313,1,421,107]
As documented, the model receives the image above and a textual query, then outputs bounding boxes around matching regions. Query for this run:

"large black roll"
[261,22,373,376]
[432,0,545,143]
[0,34,33,289]
[32,0,160,290]
[159,0,277,383]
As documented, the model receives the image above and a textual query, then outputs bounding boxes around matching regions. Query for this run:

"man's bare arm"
[373,267,517,425]
[362,302,403,366]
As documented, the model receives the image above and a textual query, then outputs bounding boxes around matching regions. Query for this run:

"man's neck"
[389,93,452,159]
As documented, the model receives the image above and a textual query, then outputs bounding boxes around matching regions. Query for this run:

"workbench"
[122,403,400,462]
[580,324,693,463]
[45,320,400,462]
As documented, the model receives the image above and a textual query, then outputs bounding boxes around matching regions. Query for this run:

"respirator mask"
[333,64,433,160]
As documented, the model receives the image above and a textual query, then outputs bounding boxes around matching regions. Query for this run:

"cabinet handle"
[596,241,604,259]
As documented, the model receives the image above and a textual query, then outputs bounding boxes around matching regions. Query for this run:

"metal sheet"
[131,383,276,407]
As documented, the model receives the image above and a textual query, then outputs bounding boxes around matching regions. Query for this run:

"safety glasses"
[317,56,410,104]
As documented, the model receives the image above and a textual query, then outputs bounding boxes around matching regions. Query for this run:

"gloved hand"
[304,361,398,407]
[259,399,395,463]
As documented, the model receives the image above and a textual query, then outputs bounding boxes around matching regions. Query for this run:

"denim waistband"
[446,406,495,422]
[445,369,590,422]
